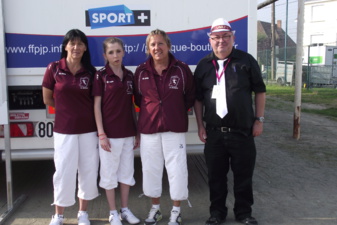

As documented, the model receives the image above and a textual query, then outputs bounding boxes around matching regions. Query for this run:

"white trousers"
[53,132,99,207]
[99,137,136,190]
[140,132,188,201]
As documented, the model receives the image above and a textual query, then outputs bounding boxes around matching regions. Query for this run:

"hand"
[99,136,111,152]
[133,134,140,149]
[198,126,207,143]
[252,120,263,137]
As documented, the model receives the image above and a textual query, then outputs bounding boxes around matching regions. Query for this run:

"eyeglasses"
[210,35,232,41]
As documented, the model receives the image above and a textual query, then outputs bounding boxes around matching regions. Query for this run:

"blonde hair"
[145,29,171,56]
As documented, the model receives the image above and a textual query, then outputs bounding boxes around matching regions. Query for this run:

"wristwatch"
[255,116,265,123]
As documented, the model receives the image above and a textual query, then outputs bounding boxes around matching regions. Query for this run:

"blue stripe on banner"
[5,17,247,68]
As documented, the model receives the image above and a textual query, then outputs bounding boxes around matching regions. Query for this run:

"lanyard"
[212,58,231,83]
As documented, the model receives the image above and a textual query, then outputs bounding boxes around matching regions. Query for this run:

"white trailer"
[302,45,337,86]
[303,44,337,66]
[0,0,258,161]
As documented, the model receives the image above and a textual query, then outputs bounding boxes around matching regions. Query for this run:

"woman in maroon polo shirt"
[134,29,196,225]
[92,37,140,225]
[42,29,99,225]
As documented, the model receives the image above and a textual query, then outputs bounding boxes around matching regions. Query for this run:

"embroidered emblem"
[169,75,180,89]
[79,77,89,89]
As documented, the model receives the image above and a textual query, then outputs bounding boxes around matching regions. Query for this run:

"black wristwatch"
[255,116,265,123]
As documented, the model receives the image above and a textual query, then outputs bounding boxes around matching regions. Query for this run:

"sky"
[257,0,298,42]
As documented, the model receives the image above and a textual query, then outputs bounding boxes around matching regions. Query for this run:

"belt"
[208,126,241,133]
[207,126,250,136]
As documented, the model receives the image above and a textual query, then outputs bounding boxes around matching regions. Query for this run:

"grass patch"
[266,85,337,118]
[302,108,337,118]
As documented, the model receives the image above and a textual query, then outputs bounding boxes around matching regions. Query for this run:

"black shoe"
[205,216,226,225]
[236,216,258,225]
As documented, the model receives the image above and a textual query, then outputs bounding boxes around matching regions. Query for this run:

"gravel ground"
[1,95,337,225]
[250,96,337,225]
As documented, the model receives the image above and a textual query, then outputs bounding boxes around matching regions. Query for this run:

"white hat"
[210,18,232,33]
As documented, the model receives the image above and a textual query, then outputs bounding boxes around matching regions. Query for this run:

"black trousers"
[204,128,256,221]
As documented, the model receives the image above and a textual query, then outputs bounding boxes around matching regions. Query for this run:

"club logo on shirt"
[79,77,89,89]
[169,76,180,89]
[126,81,133,94]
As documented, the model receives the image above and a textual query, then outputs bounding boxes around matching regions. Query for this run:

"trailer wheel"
[277,77,284,86]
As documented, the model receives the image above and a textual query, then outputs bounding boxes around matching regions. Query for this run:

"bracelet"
[98,133,106,137]
[99,136,106,140]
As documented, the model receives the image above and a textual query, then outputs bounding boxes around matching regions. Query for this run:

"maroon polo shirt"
[134,54,196,134]
[92,64,136,138]
[42,58,97,134]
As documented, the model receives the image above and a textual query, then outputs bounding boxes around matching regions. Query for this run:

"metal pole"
[293,0,305,140]
[307,46,310,89]
[4,125,12,209]
[271,3,276,80]
[266,49,269,84]
[0,0,12,212]
[258,0,279,9]
[284,0,288,84]
[0,1,26,223]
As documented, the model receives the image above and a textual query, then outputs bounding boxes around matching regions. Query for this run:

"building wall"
[304,0,337,46]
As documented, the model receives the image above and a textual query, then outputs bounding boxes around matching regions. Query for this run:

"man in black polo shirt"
[194,18,266,225]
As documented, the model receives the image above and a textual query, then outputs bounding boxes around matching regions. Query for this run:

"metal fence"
[257,47,337,88]
[304,65,337,88]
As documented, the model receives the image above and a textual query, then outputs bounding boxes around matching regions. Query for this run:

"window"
[311,5,324,22]
[310,34,324,45]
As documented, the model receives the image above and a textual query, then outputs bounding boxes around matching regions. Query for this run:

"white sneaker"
[144,207,162,225]
[78,211,90,225]
[120,208,140,224]
[168,210,182,225]
[109,214,123,225]
[49,215,64,225]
